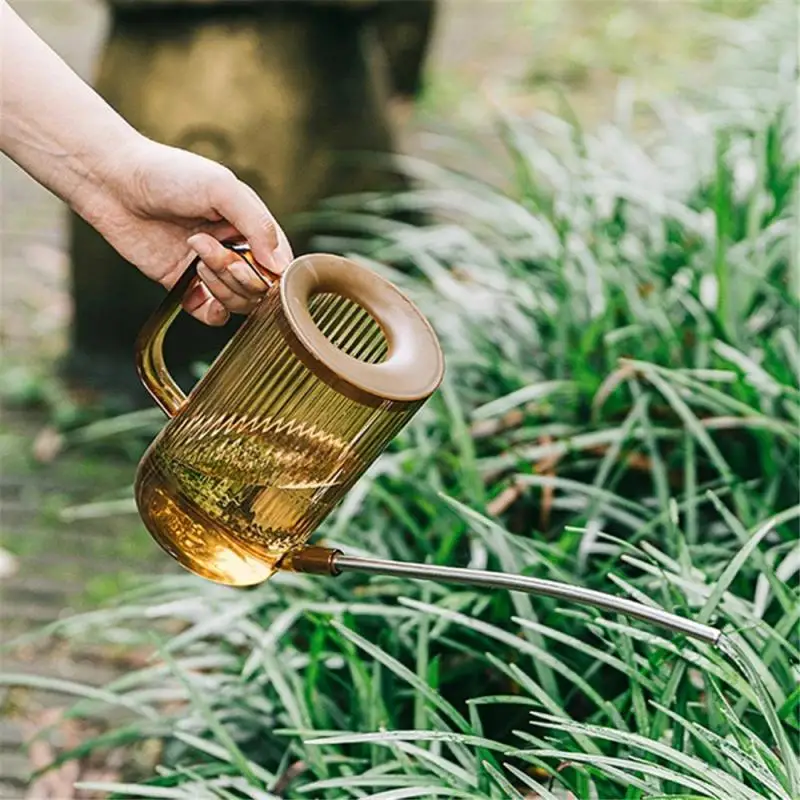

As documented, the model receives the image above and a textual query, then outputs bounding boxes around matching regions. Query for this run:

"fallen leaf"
[272,760,307,796]
[487,482,524,516]
[24,708,81,800]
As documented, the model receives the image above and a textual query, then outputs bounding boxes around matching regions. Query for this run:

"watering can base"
[136,466,277,587]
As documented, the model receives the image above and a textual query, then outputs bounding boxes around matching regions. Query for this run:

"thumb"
[210,175,293,273]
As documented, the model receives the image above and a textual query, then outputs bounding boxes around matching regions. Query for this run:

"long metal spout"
[279,547,721,646]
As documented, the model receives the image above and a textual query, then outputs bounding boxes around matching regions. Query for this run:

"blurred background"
[1,1,797,798]
[3,0,748,376]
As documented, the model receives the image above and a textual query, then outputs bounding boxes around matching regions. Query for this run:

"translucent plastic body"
[134,249,443,585]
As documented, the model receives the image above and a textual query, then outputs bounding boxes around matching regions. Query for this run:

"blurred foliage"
[2,1,798,798]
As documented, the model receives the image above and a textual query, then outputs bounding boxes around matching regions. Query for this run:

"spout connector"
[279,546,342,576]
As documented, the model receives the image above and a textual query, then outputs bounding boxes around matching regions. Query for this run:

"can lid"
[280,253,445,405]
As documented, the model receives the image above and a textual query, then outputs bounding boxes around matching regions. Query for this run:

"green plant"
[10,501,798,798]
[6,1,798,797]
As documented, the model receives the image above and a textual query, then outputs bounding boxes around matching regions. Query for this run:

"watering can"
[135,244,719,647]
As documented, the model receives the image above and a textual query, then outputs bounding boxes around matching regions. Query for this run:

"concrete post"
[66,0,435,403]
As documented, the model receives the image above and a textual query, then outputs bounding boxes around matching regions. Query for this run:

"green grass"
[424,0,772,132]
[4,1,798,797]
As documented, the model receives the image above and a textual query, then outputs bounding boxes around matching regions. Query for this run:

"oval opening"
[308,292,388,365]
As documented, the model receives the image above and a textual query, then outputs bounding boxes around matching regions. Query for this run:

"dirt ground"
[0,1,751,794]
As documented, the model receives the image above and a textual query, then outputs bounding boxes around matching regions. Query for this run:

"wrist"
[0,0,146,215]
[67,125,149,220]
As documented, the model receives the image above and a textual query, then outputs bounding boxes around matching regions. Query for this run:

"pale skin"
[0,0,293,326]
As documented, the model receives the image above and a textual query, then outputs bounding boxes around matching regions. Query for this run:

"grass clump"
[5,2,798,798]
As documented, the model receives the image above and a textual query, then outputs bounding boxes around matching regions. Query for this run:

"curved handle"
[135,243,277,417]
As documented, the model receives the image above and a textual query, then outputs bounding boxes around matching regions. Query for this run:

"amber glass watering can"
[135,244,720,648]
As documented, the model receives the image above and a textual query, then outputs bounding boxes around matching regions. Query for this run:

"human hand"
[74,135,294,326]
[1,4,291,325]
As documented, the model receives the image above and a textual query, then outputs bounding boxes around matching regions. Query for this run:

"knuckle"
[197,263,220,283]
[258,215,279,247]
[217,165,238,185]
[257,211,277,232]
[209,167,240,203]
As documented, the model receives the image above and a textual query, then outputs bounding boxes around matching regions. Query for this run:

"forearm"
[0,0,141,211]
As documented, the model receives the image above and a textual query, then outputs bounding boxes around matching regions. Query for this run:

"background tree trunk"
[374,0,438,100]
[66,0,437,404]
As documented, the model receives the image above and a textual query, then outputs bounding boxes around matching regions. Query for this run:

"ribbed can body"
[135,285,421,586]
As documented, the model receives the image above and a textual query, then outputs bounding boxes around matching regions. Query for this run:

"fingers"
[179,171,295,328]
[181,280,230,327]
[186,232,268,320]
[210,175,294,274]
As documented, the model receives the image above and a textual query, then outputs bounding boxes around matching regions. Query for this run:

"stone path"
[0,408,171,797]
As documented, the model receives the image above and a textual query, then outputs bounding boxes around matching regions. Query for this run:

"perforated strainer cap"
[278,254,445,405]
